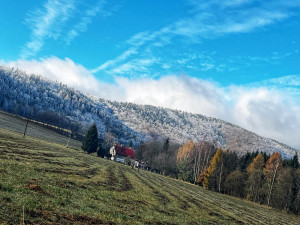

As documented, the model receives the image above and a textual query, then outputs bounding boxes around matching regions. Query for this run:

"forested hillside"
[0,66,298,158]
[105,101,297,158]
[0,66,142,146]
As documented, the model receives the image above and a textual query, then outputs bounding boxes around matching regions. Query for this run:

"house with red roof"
[109,144,135,163]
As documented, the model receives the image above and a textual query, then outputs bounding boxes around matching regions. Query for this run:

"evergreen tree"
[129,140,133,148]
[292,169,300,214]
[97,139,108,157]
[239,151,259,171]
[290,153,300,213]
[272,167,293,210]
[224,170,245,197]
[163,137,170,152]
[135,141,145,160]
[82,123,98,154]
[177,158,194,183]
[292,152,299,169]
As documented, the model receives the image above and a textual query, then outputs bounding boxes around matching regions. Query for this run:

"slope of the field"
[0,128,299,225]
[0,110,81,149]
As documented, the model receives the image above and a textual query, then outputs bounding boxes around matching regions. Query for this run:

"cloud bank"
[2,57,300,149]
[2,57,121,100]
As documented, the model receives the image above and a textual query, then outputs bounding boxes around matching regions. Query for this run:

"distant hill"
[0,66,143,146]
[0,66,298,158]
[105,100,298,158]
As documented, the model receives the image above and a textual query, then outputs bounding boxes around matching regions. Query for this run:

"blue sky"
[1,0,300,148]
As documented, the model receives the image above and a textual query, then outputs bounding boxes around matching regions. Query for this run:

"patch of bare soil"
[24,184,45,194]
[55,180,88,190]
[208,211,224,218]
[0,168,7,173]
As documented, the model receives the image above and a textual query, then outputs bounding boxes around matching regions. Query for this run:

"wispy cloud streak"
[65,0,106,44]
[92,0,300,76]
[91,48,138,73]
[20,0,76,59]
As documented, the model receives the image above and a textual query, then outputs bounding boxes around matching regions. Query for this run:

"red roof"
[115,145,135,158]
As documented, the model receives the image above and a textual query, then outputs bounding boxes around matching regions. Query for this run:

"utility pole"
[23,118,29,138]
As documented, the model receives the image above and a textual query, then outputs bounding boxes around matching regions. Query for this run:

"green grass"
[0,128,299,225]
[0,110,81,149]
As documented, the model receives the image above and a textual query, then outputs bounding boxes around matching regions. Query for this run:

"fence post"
[23,119,29,138]
[66,133,71,147]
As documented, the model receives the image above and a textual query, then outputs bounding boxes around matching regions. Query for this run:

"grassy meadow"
[0,128,299,224]
[0,110,81,149]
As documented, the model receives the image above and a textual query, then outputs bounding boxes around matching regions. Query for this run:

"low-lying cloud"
[2,57,300,149]
[2,57,121,100]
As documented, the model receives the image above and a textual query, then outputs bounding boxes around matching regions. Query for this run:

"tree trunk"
[267,160,280,206]
[218,162,223,193]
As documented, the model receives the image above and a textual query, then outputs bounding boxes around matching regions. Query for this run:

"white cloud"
[109,58,159,77]
[115,76,228,119]
[116,76,300,148]
[2,57,122,100]
[231,87,300,148]
[21,0,109,57]
[249,75,300,101]
[92,0,300,77]
[21,0,76,58]
[200,63,215,71]
[65,0,106,44]
[172,4,289,38]
[2,57,300,149]
[91,48,138,73]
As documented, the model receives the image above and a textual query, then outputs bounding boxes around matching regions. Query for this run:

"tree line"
[134,138,300,214]
[82,124,300,215]
[176,140,300,214]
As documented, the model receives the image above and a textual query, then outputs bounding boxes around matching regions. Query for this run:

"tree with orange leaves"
[264,152,282,206]
[177,140,217,184]
[176,140,194,162]
[246,153,265,202]
[203,148,223,191]
[177,140,195,182]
